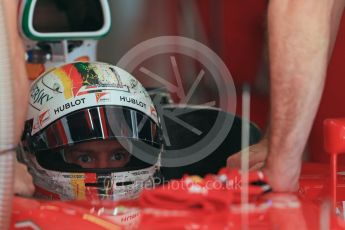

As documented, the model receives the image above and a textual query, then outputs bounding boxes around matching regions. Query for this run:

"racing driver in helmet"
[18,62,162,200]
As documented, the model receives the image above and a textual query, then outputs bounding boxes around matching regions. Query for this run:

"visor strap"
[0,145,18,155]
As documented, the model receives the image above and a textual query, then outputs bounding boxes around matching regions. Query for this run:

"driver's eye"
[77,154,93,163]
[110,151,126,161]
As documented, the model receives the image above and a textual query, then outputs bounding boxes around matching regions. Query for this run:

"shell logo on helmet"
[95,92,110,103]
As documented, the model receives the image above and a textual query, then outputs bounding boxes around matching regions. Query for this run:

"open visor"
[24,106,161,172]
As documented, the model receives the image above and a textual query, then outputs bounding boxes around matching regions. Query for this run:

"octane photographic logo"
[117,36,237,167]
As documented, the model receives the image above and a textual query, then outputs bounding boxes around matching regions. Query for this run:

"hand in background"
[226,137,300,192]
[226,138,268,171]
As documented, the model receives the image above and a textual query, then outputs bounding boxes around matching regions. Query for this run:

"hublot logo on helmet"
[120,96,146,109]
[54,98,86,115]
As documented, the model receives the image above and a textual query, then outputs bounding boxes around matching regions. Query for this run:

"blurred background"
[97,0,345,165]
[98,0,269,126]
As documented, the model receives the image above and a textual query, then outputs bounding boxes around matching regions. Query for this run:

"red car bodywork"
[10,118,345,229]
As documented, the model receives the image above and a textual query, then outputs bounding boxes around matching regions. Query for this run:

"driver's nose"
[94,153,110,168]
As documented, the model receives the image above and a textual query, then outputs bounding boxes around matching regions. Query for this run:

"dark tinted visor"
[29,106,161,152]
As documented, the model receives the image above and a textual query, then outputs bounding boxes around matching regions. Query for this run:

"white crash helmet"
[19,62,162,200]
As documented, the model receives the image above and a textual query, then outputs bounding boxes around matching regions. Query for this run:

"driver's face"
[63,139,130,169]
